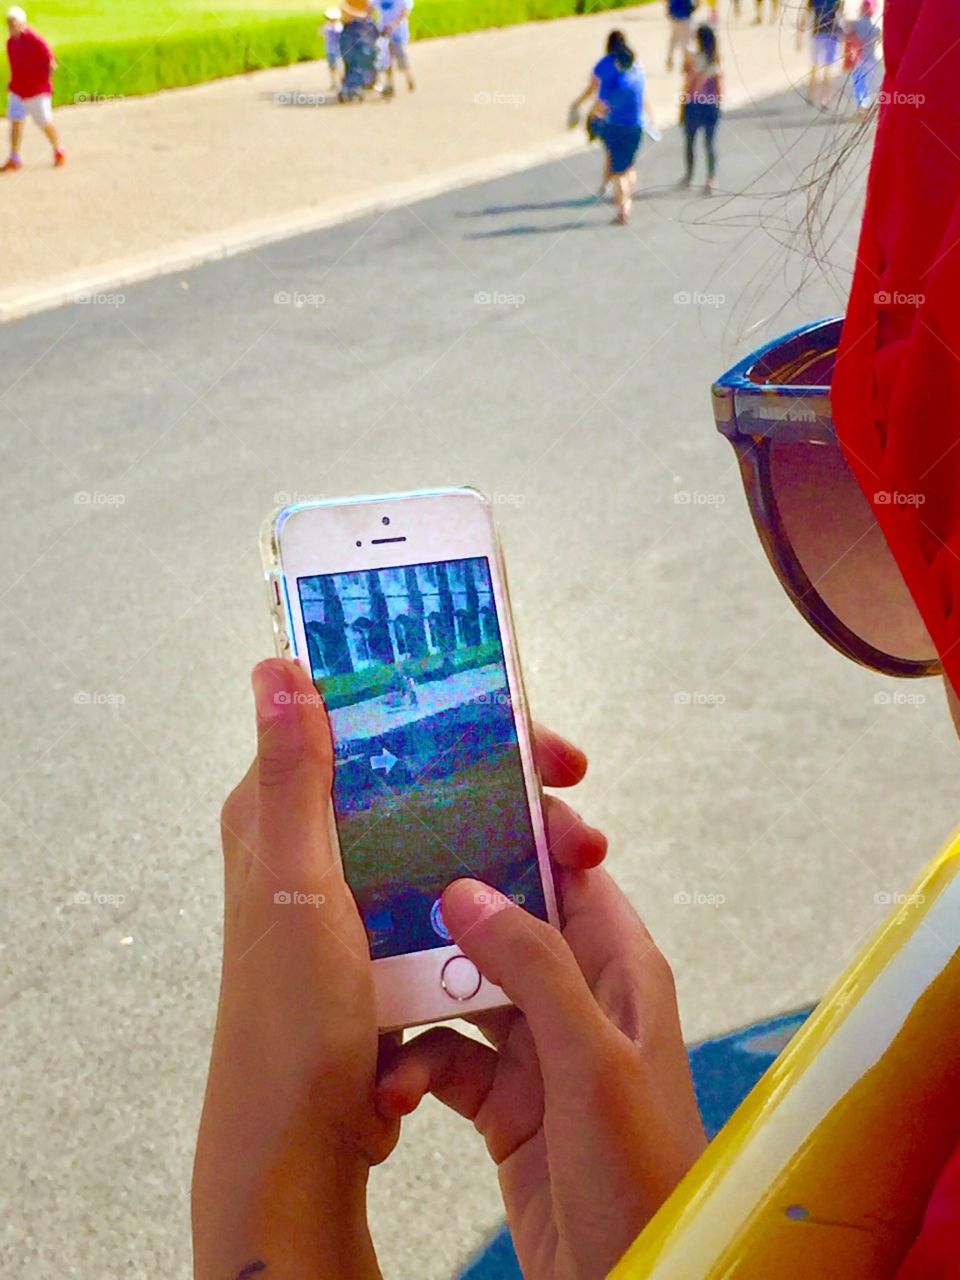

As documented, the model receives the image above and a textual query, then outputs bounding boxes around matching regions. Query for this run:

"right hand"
[377,868,707,1280]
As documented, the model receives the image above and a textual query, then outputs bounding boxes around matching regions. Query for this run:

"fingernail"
[252,661,296,722]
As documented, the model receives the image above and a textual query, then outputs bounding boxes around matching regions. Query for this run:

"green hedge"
[321,639,501,710]
[25,0,646,109]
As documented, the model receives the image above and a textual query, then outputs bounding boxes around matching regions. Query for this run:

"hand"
[193,658,392,1280]
[193,657,607,1279]
[377,870,706,1280]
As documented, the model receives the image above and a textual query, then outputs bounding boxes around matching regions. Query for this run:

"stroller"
[339,18,379,101]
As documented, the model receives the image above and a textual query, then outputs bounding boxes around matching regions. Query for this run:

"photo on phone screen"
[295,555,548,959]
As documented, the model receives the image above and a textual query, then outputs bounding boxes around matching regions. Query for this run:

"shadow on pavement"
[464,219,599,238]
[459,195,602,217]
[460,183,676,236]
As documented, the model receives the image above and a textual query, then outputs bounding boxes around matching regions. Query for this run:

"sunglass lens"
[768,437,937,664]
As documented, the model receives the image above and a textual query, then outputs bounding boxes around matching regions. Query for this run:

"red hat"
[833,0,960,694]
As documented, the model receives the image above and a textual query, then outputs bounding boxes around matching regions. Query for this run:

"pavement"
[5,17,959,1280]
[0,0,813,318]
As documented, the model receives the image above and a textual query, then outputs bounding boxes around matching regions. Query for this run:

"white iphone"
[260,488,560,1031]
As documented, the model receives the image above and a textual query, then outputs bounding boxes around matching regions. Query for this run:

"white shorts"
[8,92,53,126]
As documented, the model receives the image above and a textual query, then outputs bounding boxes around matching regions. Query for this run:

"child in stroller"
[338,0,380,101]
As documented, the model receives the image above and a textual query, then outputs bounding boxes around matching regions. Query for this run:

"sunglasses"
[713,317,941,678]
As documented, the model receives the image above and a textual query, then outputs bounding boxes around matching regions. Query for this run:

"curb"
[0,134,585,325]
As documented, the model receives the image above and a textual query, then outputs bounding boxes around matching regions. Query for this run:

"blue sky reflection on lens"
[296,555,547,960]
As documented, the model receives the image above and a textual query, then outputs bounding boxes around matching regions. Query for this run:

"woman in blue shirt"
[595,42,647,224]
[569,31,651,219]
[569,30,633,198]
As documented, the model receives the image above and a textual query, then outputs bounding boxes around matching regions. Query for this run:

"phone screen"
[295,555,548,959]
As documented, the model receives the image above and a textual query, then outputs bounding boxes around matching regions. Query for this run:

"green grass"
[17,2,318,46]
[8,0,647,108]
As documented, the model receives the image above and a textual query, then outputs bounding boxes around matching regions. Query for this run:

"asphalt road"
[3,93,958,1279]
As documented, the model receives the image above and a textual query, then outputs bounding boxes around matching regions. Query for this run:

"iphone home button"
[440,954,482,1001]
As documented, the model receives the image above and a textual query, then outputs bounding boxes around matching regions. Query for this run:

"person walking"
[338,0,379,101]
[665,0,696,72]
[570,30,640,197]
[800,0,842,109]
[2,5,65,172]
[322,7,344,92]
[378,0,415,94]
[680,23,722,194]
[596,40,649,225]
[844,0,881,119]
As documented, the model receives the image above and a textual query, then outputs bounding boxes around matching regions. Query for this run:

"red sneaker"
[1,156,22,172]
[53,149,67,168]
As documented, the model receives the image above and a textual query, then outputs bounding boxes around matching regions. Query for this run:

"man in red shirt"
[3,5,65,172]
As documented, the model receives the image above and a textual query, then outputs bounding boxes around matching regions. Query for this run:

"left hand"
[192,658,607,1280]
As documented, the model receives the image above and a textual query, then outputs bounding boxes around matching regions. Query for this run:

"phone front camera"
[355,539,362,547]
[381,516,390,526]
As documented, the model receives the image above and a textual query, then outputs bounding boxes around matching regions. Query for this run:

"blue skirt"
[600,123,642,176]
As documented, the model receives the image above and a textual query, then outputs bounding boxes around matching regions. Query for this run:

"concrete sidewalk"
[0,2,812,318]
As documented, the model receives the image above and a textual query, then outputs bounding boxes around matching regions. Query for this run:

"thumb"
[441,879,612,1088]
[249,659,339,891]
